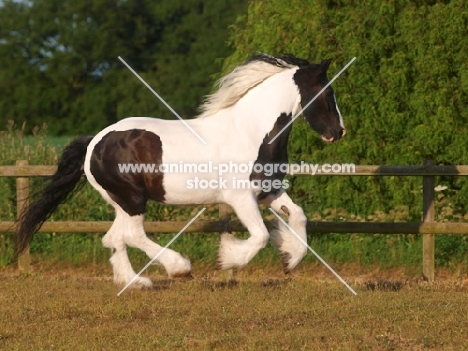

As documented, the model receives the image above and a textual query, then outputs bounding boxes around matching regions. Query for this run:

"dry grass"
[1,264,468,350]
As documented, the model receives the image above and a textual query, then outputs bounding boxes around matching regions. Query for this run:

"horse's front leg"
[259,189,308,273]
[217,192,269,270]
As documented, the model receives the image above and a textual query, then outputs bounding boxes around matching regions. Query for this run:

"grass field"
[1,264,468,351]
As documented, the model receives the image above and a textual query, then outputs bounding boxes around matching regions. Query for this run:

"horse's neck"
[212,68,300,145]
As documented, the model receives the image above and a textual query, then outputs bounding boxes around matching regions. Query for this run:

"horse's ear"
[320,59,332,72]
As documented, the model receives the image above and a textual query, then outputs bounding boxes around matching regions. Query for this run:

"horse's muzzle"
[322,129,346,143]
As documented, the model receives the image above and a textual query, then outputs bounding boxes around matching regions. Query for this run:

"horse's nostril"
[321,135,334,143]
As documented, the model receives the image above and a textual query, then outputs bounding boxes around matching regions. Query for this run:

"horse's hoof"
[171,271,194,280]
[115,276,153,290]
[281,251,293,275]
[133,276,153,289]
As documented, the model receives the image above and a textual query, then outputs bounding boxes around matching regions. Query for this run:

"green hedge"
[225,0,468,218]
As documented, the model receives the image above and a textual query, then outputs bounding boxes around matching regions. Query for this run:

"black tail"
[16,136,94,255]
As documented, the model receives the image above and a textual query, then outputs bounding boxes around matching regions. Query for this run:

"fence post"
[16,160,31,273]
[219,204,233,280]
[422,160,435,282]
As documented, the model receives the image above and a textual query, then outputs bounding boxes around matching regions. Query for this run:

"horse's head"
[293,59,346,143]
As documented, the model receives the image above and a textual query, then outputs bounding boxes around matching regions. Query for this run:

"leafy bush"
[225,0,468,220]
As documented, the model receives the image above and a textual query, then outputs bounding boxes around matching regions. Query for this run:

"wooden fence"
[1,160,468,281]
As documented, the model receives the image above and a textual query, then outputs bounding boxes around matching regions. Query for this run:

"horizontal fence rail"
[2,164,468,177]
[1,160,468,280]
[2,221,468,235]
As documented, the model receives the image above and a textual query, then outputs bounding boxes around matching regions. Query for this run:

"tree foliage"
[2,0,467,219]
[0,0,247,134]
[226,0,468,218]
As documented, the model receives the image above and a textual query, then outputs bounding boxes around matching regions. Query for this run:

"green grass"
[1,270,468,350]
[3,229,467,278]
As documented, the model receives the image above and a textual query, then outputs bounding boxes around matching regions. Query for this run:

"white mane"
[197,56,297,118]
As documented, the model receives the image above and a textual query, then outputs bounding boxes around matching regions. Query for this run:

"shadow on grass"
[200,278,239,291]
[365,279,404,291]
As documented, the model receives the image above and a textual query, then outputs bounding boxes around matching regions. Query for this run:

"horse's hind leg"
[217,193,269,270]
[103,208,153,288]
[259,190,308,273]
[120,211,192,279]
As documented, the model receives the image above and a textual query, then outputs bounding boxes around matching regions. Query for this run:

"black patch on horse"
[250,113,293,200]
[292,59,344,141]
[90,129,165,216]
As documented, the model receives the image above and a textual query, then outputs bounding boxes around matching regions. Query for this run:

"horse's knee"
[295,207,307,227]
[283,204,307,228]
[121,215,147,247]
[102,233,114,248]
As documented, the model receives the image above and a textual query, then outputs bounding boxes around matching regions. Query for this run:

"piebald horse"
[17,54,346,288]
